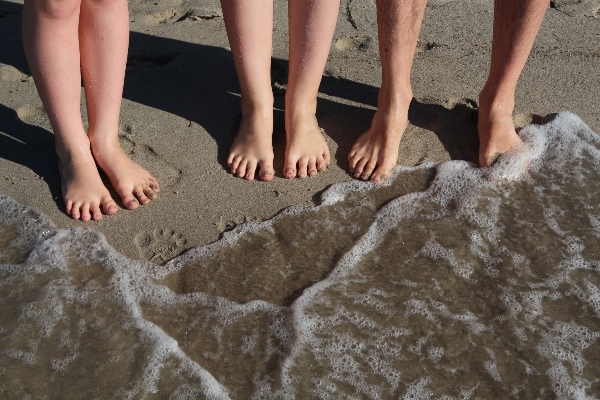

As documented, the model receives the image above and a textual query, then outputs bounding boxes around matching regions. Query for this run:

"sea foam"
[1,112,600,398]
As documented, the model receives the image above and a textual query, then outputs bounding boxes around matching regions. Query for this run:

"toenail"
[309,169,317,176]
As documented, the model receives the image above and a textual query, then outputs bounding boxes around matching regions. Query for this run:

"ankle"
[240,95,274,117]
[478,83,515,115]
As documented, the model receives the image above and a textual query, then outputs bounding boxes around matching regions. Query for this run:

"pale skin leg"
[22,0,158,221]
[79,0,159,206]
[348,0,427,184]
[222,0,275,181]
[284,0,338,178]
[222,0,337,180]
[477,0,549,167]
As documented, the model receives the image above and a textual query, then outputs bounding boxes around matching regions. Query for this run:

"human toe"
[297,158,309,178]
[230,155,241,174]
[245,161,257,181]
[121,193,140,210]
[316,156,327,172]
[259,162,275,181]
[353,158,368,178]
[80,204,91,222]
[133,186,150,205]
[371,164,392,184]
[102,197,118,215]
[69,202,81,220]
[144,186,157,200]
[284,159,297,179]
[308,159,318,177]
[236,161,248,178]
[90,203,103,221]
[361,160,377,181]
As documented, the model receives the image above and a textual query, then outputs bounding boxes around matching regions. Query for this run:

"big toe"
[121,193,140,210]
[102,196,118,215]
[259,162,275,181]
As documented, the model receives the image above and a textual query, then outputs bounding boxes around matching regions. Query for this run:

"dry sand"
[1,0,599,262]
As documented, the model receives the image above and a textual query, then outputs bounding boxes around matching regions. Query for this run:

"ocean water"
[1,111,599,399]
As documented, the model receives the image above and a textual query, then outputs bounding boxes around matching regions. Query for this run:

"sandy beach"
[1,0,599,261]
[2,1,600,397]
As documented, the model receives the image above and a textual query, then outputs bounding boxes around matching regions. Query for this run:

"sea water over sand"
[1,111,600,398]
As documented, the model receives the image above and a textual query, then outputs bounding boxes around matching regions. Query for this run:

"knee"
[32,0,80,19]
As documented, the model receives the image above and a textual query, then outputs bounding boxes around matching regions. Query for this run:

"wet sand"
[1,0,599,262]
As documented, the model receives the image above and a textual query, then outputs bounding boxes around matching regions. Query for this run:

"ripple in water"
[1,112,599,398]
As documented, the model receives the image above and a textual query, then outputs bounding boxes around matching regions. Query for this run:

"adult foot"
[348,106,408,184]
[90,137,159,209]
[477,92,523,167]
[284,110,330,178]
[58,146,118,221]
[227,106,275,181]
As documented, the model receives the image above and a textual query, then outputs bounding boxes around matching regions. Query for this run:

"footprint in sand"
[335,35,373,52]
[140,8,221,25]
[513,113,547,130]
[416,42,440,53]
[344,0,376,31]
[15,105,51,128]
[135,228,189,265]
[0,65,31,82]
[118,135,182,188]
[550,0,600,17]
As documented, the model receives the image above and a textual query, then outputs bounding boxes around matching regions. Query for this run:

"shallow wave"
[1,112,599,398]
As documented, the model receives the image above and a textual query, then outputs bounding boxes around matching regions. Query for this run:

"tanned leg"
[348,0,427,183]
[283,0,339,178]
[478,0,549,167]
[80,0,159,207]
[23,0,118,221]
[221,0,275,181]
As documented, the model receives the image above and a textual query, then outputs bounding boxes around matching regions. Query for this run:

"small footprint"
[416,42,439,53]
[119,135,182,188]
[0,65,31,82]
[335,35,373,52]
[15,105,51,128]
[550,0,600,17]
[513,113,548,130]
[135,228,188,265]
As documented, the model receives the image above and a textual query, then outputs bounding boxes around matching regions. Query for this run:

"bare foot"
[90,137,159,209]
[348,107,408,184]
[227,107,275,181]
[58,146,118,221]
[477,94,523,167]
[284,110,330,178]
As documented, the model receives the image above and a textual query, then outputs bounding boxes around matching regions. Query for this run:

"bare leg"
[80,0,159,206]
[23,0,118,221]
[284,0,339,178]
[478,0,549,166]
[221,0,275,181]
[348,0,427,183]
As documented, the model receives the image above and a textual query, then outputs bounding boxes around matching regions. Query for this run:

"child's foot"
[90,137,159,209]
[348,104,409,184]
[284,110,330,178]
[227,107,275,181]
[58,147,118,221]
[477,91,523,167]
